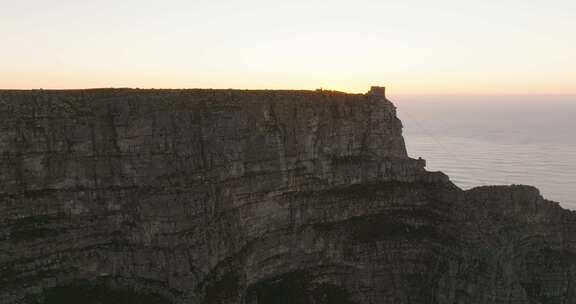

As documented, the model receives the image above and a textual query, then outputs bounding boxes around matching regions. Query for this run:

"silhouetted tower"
[367,86,386,98]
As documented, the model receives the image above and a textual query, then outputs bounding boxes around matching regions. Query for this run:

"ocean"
[395,95,576,209]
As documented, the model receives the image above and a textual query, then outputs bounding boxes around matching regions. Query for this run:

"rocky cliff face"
[0,88,574,304]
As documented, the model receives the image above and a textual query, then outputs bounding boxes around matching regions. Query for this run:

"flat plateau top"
[0,88,361,96]
[0,88,391,112]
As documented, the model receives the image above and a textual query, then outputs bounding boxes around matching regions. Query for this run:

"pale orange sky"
[1,0,575,94]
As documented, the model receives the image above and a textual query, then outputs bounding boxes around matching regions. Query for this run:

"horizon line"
[1,86,575,96]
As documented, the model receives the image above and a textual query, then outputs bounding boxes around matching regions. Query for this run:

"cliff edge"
[0,87,574,303]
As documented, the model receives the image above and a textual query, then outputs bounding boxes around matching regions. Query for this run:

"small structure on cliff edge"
[367,86,386,98]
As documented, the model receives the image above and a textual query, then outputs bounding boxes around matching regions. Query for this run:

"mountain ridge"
[0,87,574,303]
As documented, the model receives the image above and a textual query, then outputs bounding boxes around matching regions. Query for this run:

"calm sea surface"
[395,95,576,209]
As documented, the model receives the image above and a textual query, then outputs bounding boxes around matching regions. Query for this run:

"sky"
[1,0,575,94]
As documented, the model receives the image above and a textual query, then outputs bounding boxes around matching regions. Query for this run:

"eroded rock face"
[0,88,574,303]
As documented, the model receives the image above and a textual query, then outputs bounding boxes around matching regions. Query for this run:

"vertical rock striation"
[0,87,574,303]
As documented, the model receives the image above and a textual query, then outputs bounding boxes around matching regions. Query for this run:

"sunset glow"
[2,0,575,94]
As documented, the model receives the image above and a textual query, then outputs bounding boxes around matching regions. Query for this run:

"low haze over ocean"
[397,94,576,209]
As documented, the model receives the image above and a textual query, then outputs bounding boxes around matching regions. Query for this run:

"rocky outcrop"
[0,87,574,303]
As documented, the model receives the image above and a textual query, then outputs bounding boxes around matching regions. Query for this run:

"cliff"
[0,87,574,304]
